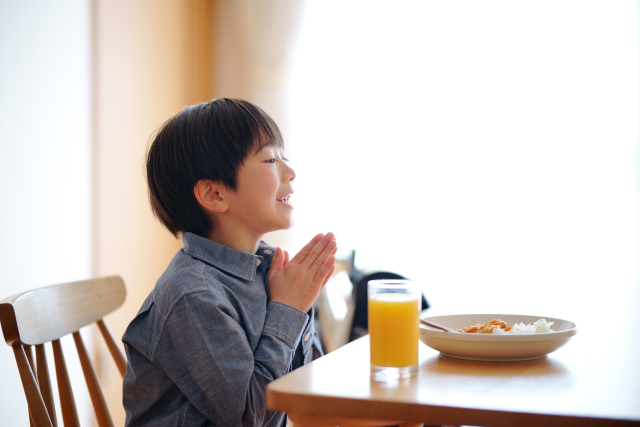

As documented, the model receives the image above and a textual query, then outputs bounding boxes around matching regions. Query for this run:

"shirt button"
[264,249,272,255]
[256,259,262,266]
[303,332,311,342]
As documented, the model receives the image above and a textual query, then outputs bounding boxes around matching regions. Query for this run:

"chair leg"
[13,344,53,427]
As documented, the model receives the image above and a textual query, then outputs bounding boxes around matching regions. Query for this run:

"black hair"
[146,98,284,237]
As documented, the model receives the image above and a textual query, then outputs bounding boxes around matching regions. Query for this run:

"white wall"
[0,1,93,425]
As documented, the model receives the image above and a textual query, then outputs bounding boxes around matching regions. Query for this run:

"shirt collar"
[182,232,275,281]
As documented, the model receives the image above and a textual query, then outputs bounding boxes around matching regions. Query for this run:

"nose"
[282,161,295,183]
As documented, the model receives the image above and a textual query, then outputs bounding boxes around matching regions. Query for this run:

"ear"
[194,180,229,213]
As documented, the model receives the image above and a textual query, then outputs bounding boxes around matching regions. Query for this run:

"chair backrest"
[0,276,127,427]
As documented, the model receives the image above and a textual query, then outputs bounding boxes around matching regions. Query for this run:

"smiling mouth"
[276,194,292,204]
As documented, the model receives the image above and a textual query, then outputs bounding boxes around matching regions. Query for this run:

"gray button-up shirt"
[123,232,323,427]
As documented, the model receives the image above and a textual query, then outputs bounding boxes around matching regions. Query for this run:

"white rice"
[491,318,554,334]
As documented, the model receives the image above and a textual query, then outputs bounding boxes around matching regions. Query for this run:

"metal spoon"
[419,318,458,333]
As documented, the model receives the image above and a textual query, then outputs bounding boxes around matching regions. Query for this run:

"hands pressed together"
[267,232,337,313]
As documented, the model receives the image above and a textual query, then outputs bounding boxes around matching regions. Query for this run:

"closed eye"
[266,157,289,164]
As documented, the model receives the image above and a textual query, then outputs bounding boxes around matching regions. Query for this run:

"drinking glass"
[368,279,420,381]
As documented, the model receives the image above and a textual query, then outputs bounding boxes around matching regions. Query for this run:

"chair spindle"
[13,344,53,427]
[97,319,127,377]
[24,344,37,427]
[52,339,80,427]
[73,331,114,427]
[36,344,57,427]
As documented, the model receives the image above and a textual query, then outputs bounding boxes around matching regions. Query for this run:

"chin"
[281,217,294,230]
[266,218,294,234]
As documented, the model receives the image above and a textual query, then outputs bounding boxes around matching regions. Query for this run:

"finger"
[290,233,324,264]
[321,264,336,287]
[302,232,335,270]
[283,250,290,266]
[267,247,284,282]
[314,255,336,286]
[305,237,336,274]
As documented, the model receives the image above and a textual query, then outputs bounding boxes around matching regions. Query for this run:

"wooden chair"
[0,276,127,427]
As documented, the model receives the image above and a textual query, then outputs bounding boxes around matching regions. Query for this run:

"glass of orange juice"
[368,279,420,381]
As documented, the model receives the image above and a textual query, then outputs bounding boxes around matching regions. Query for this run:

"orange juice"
[368,293,420,367]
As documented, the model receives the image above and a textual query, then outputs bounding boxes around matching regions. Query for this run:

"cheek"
[259,173,280,196]
[248,180,278,205]
[236,167,280,206]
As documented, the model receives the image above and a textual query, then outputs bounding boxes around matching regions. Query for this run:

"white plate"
[419,314,578,361]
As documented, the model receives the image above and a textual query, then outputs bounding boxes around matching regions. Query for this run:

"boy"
[122,98,336,426]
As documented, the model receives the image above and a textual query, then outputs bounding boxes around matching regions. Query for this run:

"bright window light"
[288,1,639,313]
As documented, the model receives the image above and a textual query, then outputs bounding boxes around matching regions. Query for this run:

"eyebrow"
[254,139,275,154]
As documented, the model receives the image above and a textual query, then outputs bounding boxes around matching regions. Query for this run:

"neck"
[206,223,263,254]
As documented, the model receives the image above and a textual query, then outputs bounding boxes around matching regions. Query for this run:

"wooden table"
[267,310,640,427]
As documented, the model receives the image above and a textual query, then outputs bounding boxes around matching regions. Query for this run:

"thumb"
[268,247,284,281]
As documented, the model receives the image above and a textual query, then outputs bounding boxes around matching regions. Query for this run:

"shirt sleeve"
[151,289,308,427]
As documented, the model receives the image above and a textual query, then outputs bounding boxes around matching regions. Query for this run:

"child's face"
[224,142,295,237]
